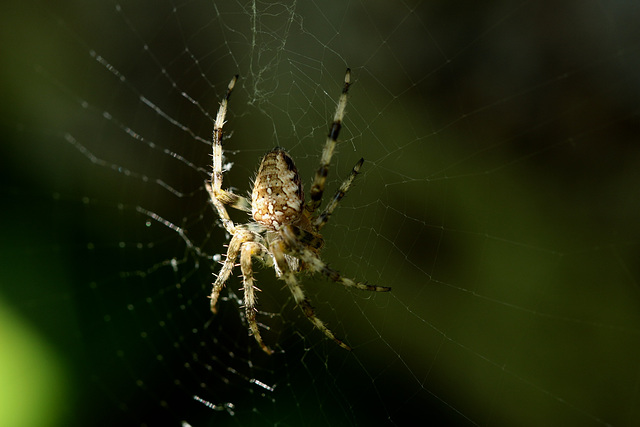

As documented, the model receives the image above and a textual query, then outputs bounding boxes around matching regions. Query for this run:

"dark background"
[2,1,640,426]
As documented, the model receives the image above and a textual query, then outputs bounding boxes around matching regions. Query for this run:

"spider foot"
[209,291,221,314]
[251,333,274,355]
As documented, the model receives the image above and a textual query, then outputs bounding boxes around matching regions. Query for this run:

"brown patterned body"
[252,148,304,230]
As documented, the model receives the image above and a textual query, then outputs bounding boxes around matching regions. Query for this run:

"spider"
[206,69,390,355]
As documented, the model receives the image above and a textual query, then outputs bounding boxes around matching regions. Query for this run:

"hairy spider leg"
[240,241,274,355]
[314,157,364,230]
[207,75,251,236]
[282,225,391,292]
[270,239,352,350]
[210,228,252,313]
[306,68,352,214]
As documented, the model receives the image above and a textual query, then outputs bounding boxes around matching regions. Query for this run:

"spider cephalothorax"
[206,69,390,354]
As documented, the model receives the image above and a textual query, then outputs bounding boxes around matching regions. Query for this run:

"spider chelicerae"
[206,69,390,354]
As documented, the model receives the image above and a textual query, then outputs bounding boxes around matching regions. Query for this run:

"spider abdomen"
[252,148,304,230]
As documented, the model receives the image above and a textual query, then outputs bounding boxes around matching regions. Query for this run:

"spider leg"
[314,157,364,230]
[306,68,352,214]
[208,74,252,234]
[211,75,237,197]
[208,181,251,213]
[240,241,274,355]
[210,229,252,313]
[270,239,352,350]
[206,181,250,236]
[283,225,391,292]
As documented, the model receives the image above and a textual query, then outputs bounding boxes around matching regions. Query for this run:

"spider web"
[2,0,640,425]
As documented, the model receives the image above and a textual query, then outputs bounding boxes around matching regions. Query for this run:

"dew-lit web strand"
[37,49,215,195]
[192,395,235,414]
[134,206,205,258]
[35,69,209,195]
[42,5,229,182]
[62,133,191,199]
[68,195,206,278]
[117,206,275,402]
[83,47,212,146]
[60,4,257,195]
[87,48,211,145]
[111,3,217,123]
